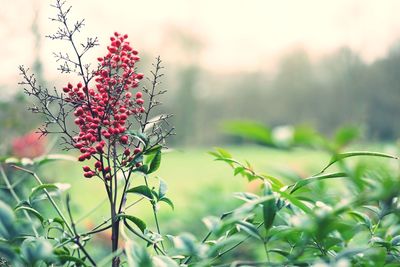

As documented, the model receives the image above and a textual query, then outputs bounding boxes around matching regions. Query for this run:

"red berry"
[133,147,141,155]
[120,135,129,144]
[83,166,91,172]
[95,161,102,168]
[84,171,94,178]
[135,92,142,99]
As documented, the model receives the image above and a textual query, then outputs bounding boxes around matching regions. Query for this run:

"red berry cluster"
[63,32,145,178]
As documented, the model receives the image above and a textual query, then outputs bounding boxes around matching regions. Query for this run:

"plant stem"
[144,175,165,250]
[111,142,120,267]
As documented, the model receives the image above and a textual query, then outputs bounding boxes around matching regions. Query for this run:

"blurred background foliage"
[1,2,400,154]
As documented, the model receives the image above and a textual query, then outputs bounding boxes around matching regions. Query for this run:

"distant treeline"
[163,46,400,145]
[1,46,400,151]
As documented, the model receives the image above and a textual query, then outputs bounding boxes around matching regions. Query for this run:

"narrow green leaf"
[158,179,168,199]
[269,249,290,258]
[260,174,285,189]
[320,151,398,173]
[126,186,153,200]
[222,121,272,145]
[57,255,87,266]
[233,192,259,202]
[234,166,245,176]
[215,147,232,159]
[236,221,262,240]
[234,195,275,216]
[15,206,44,223]
[30,184,59,202]
[148,151,161,174]
[391,235,400,246]
[262,182,276,231]
[34,154,76,166]
[202,216,220,232]
[290,172,347,193]
[153,255,179,267]
[348,211,372,229]
[159,198,174,210]
[278,191,312,214]
[119,214,147,233]
[334,127,359,148]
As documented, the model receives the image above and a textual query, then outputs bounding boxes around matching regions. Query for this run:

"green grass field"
[39,146,329,232]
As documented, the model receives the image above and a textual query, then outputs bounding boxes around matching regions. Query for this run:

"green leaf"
[269,249,290,258]
[320,151,398,173]
[21,238,53,264]
[234,166,245,176]
[152,255,179,267]
[134,164,149,174]
[168,233,197,255]
[348,211,372,229]
[334,126,359,148]
[144,145,162,155]
[127,130,149,146]
[278,191,312,214]
[391,235,400,246]
[119,214,147,233]
[159,198,174,210]
[15,206,44,224]
[215,147,232,159]
[0,200,16,240]
[262,182,276,231]
[30,184,59,202]
[57,255,87,266]
[222,121,272,145]
[233,192,259,202]
[127,186,153,200]
[148,151,161,174]
[158,179,168,199]
[290,172,347,193]
[293,126,324,147]
[234,195,275,216]
[260,174,285,189]
[126,240,153,267]
[236,221,262,240]
[34,154,76,166]
[202,216,220,233]
[128,154,144,168]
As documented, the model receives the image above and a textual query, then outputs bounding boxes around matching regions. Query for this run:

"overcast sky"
[1,0,400,88]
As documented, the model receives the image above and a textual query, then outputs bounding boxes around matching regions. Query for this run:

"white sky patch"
[1,0,400,88]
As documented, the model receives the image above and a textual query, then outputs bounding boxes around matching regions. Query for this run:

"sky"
[1,0,400,89]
